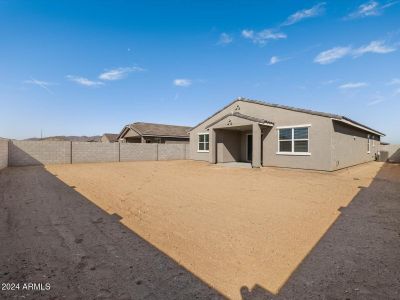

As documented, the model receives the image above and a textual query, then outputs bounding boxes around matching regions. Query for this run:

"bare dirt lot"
[1,161,399,299]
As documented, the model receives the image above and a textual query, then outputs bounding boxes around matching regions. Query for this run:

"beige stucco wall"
[189,100,334,171]
[215,130,242,163]
[125,128,140,138]
[331,121,380,170]
[101,135,116,143]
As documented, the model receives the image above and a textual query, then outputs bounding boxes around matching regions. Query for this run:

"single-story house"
[118,122,190,144]
[189,98,385,171]
[101,133,119,143]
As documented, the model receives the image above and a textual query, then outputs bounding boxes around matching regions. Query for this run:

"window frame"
[367,135,371,153]
[197,132,210,153]
[276,125,311,156]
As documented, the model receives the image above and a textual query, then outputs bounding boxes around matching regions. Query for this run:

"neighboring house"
[118,122,190,144]
[101,133,118,143]
[189,97,384,171]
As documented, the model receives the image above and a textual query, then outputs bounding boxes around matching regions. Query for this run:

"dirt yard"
[1,161,399,299]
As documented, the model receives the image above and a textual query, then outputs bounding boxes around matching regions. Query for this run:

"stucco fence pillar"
[209,129,217,164]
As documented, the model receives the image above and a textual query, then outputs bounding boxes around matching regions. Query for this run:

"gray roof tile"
[129,122,190,137]
[190,98,384,136]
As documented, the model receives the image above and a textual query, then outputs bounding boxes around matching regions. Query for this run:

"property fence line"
[0,140,8,170]
[6,140,190,167]
[380,144,400,163]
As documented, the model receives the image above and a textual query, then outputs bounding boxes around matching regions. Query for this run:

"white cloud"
[314,40,396,64]
[241,30,254,39]
[241,29,287,45]
[218,33,233,45]
[338,82,368,89]
[386,78,400,95]
[24,78,56,94]
[346,0,399,19]
[269,56,281,65]
[353,40,396,56]
[66,75,104,87]
[321,79,340,85]
[268,56,285,65]
[350,1,380,18]
[382,0,400,9]
[314,46,352,64]
[99,66,144,81]
[367,98,385,105]
[387,78,400,85]
[173,79,192,87]
[283,2,326,26]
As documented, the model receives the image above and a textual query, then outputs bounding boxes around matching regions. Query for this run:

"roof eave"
[116,126,130,140]
[331,118,385,136]
[141,134,189,138]
[205,111,274,129]
[189,97,384,137]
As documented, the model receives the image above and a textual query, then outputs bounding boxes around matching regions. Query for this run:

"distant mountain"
[25,135,101,142]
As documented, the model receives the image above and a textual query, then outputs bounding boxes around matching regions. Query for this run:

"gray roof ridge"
[130,121,190,128]
[205,111,274,129]
[190,97,384,136]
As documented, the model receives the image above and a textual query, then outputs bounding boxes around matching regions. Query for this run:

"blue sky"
[0,0,399,142]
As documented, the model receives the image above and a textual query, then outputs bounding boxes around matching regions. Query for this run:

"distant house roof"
[190,97,385,136]
[118,122,191,139]
[102,133,119,142]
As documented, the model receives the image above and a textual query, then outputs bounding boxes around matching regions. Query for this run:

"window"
[277,126,310,155]
[198,133,209,152]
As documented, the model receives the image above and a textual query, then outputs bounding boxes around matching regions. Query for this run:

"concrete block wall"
[381,144,400,162]
[120,143,158,161]
[158,144,187,160]
[9,141,71,166]
[0,140,9,169]
[72,142,119,163]
[185,142,190,160]
[8,141,189,166]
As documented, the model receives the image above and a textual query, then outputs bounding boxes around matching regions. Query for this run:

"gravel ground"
[0,161,399,299]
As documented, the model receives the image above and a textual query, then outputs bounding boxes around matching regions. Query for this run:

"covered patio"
[206,112,274,168]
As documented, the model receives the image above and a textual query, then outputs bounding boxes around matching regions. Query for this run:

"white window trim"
[197,132,210,153]
[367,135,371,154]
[276,124,311,129]
[276,152,311,156]
[276,126,311,156]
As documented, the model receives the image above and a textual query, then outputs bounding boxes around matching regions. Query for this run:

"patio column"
[209,129,217,164]
[252,123,261,168]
